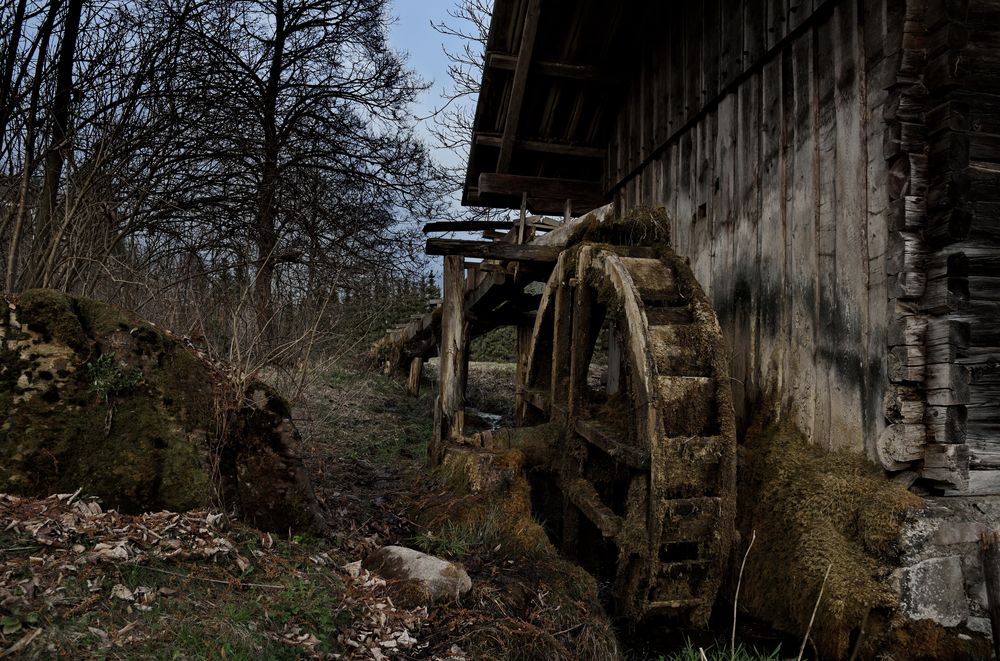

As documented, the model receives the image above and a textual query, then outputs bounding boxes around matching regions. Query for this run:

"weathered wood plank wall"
[607,0,1000,493]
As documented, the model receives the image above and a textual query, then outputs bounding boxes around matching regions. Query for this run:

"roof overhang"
[462,0,635,215]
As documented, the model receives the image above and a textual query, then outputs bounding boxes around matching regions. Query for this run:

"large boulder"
[0,289,323,532]
[363,545,472,605]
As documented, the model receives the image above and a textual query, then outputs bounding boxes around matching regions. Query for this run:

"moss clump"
[17,289,90,350]
[737,418,922,658]
[0,290,321,532]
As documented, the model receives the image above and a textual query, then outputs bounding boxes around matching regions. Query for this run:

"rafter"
[496,0,542,173]
[486,52,609,82]
[475,133,606,159]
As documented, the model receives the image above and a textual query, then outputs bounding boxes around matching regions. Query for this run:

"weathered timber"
[406,357,423,398]
[422,220,519,233]
[495,0,541,173]
[565,478,622,538]
[574,418,648,469]
[484,52,609,81]
[425,238,561,263]
[475,133,606,159]
[478,173,604,206]
[437,256,466,454]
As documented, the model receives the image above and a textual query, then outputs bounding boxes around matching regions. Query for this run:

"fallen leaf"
[110,584,134,601]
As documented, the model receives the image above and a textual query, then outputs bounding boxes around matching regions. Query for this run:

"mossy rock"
[0,290,323,532]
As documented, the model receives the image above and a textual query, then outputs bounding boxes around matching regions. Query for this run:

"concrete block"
[933,522,988,546]
[901,556,970,627]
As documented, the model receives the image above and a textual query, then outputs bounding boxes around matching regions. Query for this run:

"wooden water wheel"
[514,240,737,626]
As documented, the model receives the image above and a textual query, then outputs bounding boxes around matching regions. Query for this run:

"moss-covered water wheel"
[516,239,737,626]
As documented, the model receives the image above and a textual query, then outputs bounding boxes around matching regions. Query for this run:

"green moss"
[17,289,89,349]
[0,292,217,513]
[738,419,922,659]
[74,295,134,337]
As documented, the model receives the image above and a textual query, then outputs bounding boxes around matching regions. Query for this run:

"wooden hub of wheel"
[517,241,737,626]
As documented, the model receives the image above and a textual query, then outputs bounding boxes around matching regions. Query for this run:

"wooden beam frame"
[486,52,609,82]
[496,0,542,173]
[478,172,602,204]
[475,133,606,159]
[426,238,561,263]
[423,220,517,233]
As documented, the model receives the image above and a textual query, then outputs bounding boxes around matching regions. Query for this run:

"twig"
[0,547,40,553]
[0,628,41,657]
[797,563,833,661]
[552,622,584,637]
[138,564,283,590]
[699,648,709,661]
[732,529,756,661]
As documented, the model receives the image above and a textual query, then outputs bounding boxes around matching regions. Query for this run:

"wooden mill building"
[452,0,1000,653]
[465,0,999,492]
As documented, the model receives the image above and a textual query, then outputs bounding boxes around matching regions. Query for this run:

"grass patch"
[656,640,782,661]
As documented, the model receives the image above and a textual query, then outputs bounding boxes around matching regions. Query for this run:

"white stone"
[362,546,471,603]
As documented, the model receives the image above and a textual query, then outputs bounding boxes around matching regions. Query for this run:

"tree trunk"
[253,0,286,337]
[31,0,84,289]
[0,0,28,140]
[5,0,60,293]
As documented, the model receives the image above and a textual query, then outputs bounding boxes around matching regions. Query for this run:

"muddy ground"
[0,361,787,659]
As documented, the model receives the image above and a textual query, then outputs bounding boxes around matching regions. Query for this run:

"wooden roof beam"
[478,173,602,203]
[486,52,610,82]
[496,0,542,173]
[423,220,518,233]
[475,133,606,159]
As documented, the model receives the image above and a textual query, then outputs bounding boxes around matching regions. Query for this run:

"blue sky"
[388,0,471,170]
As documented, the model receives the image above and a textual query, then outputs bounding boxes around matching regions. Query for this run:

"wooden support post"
[515,323,532,424]
[550,274,573,420]
[406,356,423,397]
[435,255,466,464]
[981,530,1000,661]
[562,249,594,554]
[607,322,621,396]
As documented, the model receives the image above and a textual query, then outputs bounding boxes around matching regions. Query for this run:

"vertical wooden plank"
[787,29,818,439]
[865,0,892,460]
[732,75,761,424]
[829,0,869,451]
[758,55,785,408]
[814,11,838,450]
[767,0,788,52]
[406,357,423,397]
[689,117,715,295]
[714,92,739,386]
[676,132,695,258]
[744,0,768,68]
[437,255,466,460]
[670,7,687,131]
[787,0,808,32]
[722,0,745,88]
[652,3,670,147]
[703,0,722,101]
[686,2,704,122]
